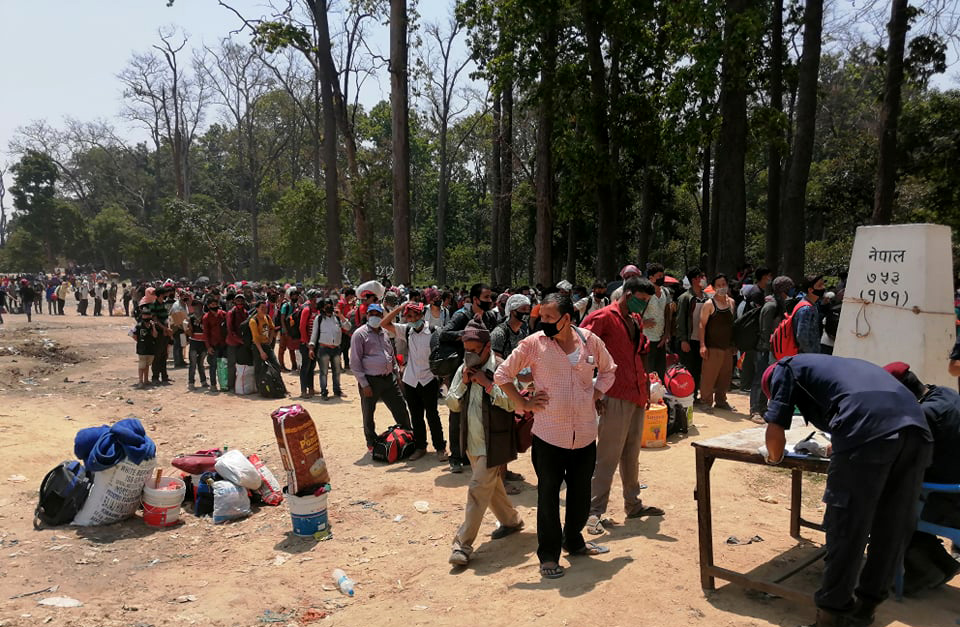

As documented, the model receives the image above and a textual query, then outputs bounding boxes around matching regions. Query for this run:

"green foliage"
[270,180,326,274]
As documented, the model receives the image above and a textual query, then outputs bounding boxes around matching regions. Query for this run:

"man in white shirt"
[642,263,673,379]
[382,301,447,462]
[574,282,610,321]
[309,298,351,399]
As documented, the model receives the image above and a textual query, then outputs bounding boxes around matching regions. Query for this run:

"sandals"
[504,470,524,482]
[437,449,449,462]
[566,541,609,556]
[540,563,565,579]
[505,483,522,495]
[585,515,604,535]
[448,549,469,566]
[627,505,665,518]
[491,521,524,539]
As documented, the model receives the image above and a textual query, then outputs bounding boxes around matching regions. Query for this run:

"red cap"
[403,302,425,315]
[883,361,911,381]
[761,362,778,400]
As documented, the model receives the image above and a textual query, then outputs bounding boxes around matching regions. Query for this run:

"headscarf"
[505,294,531,317]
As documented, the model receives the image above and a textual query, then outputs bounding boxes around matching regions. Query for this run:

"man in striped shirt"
[495,293,617,579]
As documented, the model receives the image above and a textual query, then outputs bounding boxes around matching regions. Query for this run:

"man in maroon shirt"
[581,276,665,535]
[225,294,248,392]
[202,296,227,392]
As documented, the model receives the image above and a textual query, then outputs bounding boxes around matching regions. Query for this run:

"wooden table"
[692,418,830,604]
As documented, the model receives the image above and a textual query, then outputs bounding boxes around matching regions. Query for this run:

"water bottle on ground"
[332,569,354,596]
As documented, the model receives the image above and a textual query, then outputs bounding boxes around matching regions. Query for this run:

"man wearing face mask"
[350,303,412,452]
[491,294,531,361]
[676,267,709,402]
[447,321,524,566]
[382,301,447,462]
[750,276,794,423]
[439,283,500,473]
[642,263,673,380]
[794,274,826,354]
[574,282,609,320]
[581,276,665,535]
[698,274,736,411]
[495,293,618,579]
[310,298,351,400]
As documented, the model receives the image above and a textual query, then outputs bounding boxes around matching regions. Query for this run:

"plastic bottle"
[332,569,355,596]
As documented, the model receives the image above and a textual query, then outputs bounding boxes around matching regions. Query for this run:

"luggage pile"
[663,363,695,436]
[271,404,333,537]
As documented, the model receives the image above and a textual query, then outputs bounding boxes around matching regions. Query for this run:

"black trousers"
[207,345,226,387]
[816,427,932,611]
[299,345,316,393]
[57,299,65,315]
[404,379,445,451]
[679,340,702,399]
[151,334,170,381]
[644,341,667,380]
[449,411,463,463]
[531,436,596,564]
[360,373,411,448]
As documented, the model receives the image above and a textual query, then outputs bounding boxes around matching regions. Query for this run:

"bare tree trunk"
[766,0,784,271]
[320,59,342,286]
[565,218,576,283]
[535,23,558,287]
[390,0,411,285]
[0,166,7,247]
[490,90,502,286]
[707,144,718,276]
[780,0,823,280]
[712,0,750,277]
[498,85,513,285]
[871,0,909,225]
[700,145,711,269]
[581,0,617,283]
[637,169,656,266]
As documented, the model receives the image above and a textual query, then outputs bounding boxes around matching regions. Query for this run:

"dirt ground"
[0,313,956,627]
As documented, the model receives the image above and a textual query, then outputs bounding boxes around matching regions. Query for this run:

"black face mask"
[541,317,565,338]
[513,310,529,323]
[812,288,826,298]
[477,299,493,312]
[323,308,333,315]
[655,278,664,287]
[593,292,605,300]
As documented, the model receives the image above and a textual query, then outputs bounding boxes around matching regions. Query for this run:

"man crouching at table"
[761,354,932,627]
[447,321,524,567]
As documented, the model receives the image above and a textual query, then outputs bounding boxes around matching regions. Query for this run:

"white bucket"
[286,490,328,536]
[142,477,186,527]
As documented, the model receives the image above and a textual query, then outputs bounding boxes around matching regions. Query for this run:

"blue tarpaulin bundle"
[74,418,156,472]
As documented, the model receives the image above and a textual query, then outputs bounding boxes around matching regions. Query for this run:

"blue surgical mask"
[411,319,425,331]
[367,316,382,329]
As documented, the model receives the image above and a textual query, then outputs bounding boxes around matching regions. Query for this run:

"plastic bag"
[248,454,283,506]
[214,449,262,490]
[648,373,666,404]
[212,480,251,524]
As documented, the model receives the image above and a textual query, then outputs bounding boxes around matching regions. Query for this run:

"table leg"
[790,469,802,538]
[695,447,716,591]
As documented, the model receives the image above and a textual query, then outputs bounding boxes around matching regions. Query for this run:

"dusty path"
[0,313,955,626]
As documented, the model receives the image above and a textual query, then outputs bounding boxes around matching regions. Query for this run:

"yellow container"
[641,404,669,448]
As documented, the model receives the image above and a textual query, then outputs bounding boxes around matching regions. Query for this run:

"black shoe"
[449,460,463,474]
[321,392,329,400]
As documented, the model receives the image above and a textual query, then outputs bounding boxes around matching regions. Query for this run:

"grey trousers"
[590,396,646,517]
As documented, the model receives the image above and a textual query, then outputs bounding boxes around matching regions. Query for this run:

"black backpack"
[824,302,841,340]
[732,306,762,352]
[35,461,91,528]
[428,331,461,378]
[288,306,304,341]
[256,362,287,399]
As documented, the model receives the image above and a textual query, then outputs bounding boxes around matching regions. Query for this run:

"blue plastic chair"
[894,482,960,600]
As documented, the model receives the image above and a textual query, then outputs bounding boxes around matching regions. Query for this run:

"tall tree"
[390,0,411,284]
[766,0,784,270]
[712,0,757,276]
[498,82,513,286]
[871,0,909,225]
[780,0,824,280]
[0,164,7,246]
[534,14,558,287]
[490,89,502,285]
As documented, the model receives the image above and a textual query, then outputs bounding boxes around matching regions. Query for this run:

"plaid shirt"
[494,329,616,449]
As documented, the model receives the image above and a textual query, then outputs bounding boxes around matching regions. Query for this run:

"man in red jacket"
[201,296,227,392]
[581,276,665,535]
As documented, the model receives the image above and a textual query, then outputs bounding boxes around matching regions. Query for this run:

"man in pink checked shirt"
[495,292,617,579]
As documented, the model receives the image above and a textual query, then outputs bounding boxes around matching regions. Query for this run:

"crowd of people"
[5,261,960,627]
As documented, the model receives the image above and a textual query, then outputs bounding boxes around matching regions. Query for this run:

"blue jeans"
[750,350,772,415]
[316,346,342,395]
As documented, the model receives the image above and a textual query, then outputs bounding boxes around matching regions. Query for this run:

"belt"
[318,343,338,349]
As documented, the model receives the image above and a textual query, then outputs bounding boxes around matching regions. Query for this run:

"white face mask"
[367,316,382,329]
[716,287,729,297]
[700,278,708,289]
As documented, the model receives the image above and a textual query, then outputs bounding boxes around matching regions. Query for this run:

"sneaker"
[188,383,196,390]
[448,549,469,566]
[408,449,426,461]
[714,401,733,411]
[321,392,330,400]
[585,515,605,535]
[449,460,464,474]
[201,381,209,388]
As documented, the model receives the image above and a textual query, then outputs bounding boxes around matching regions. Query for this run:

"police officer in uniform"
[761,354,932,627]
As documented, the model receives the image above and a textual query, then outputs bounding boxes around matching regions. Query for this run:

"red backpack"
[372,426,416,463]
[771,300,812,359]
[664,364,695,399]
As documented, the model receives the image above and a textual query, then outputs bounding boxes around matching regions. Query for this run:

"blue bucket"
[286,490,328,537]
